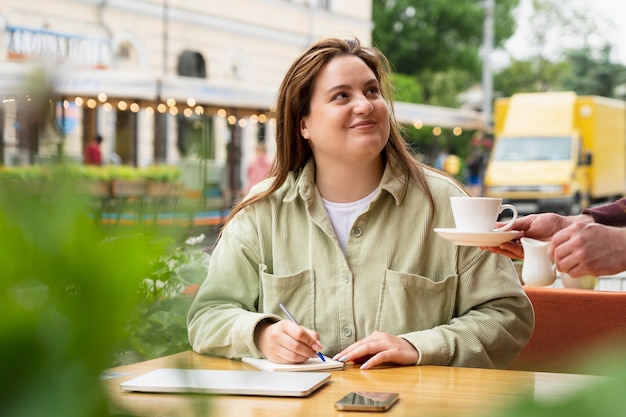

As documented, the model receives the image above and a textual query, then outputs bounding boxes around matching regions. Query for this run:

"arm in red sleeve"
[582,199,626,227]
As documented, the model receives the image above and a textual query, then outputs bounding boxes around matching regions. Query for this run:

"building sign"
[7,26,111,68]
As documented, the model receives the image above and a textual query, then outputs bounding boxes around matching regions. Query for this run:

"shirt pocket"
[374,270,458,335]
[260,266,315,328]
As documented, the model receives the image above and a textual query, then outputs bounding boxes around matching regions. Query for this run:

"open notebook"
[242,355,344,372]
[119,368,331,397]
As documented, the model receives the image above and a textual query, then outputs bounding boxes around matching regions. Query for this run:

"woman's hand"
[332,331,418,370]
[254,320,323,364]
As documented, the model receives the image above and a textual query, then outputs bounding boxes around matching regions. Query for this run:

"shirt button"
[351,227,362,237]
[342,326,353,337]
[341,273,350,283]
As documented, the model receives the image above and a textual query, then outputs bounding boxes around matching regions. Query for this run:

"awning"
[394,101,484,130]
[54,69,159,101]
[160,75,277,111]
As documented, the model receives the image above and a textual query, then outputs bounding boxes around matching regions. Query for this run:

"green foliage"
[559,45,626,98]
[391,73,424,103]
[494,0,626,99]
[0,165,48,180]
[121,236,209,360]
[419,68,475,106]
[0,178,161,417]
[494,58,570,96]
[373,0,519,78]
[0,164,182,183]
[139,165,183,182]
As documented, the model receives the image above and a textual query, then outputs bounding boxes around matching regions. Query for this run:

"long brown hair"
[221,38,434,234]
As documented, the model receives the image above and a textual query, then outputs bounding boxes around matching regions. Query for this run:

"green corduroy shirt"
[187,158,534,369]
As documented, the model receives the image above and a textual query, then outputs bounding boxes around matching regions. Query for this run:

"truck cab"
[483,92,624,214]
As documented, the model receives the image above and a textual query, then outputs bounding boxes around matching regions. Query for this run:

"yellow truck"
[483,91,626,214]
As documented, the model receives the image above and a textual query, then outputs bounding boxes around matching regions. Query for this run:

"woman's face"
[300,55,390,167]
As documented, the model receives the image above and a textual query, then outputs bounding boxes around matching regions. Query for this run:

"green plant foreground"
[0,174,204,417]
[120,234,209,362]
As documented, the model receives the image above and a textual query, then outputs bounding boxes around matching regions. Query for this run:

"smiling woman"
[187,37,534,371]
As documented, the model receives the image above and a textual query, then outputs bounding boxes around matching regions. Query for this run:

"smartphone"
[334,391,399,412]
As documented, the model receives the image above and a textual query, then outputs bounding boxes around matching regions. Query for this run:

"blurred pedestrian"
[246,142,273,193]
[84,134,103,165]
[466,151,483,196]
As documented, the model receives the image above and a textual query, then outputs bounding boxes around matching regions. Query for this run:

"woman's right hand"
[254,320,323,363]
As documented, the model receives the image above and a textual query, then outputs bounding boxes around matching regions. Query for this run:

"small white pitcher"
[520,238,557,287]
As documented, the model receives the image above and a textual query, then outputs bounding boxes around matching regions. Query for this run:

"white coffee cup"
[450,196,518,233]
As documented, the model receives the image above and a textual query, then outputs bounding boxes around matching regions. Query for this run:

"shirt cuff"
[400,329,450,366]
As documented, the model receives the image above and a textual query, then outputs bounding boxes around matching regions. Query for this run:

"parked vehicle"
[483,91,626,214]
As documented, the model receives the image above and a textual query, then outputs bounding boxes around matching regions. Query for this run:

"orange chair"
[509,286,626,374]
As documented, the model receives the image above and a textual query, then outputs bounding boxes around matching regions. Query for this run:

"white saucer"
[434,228,520,246]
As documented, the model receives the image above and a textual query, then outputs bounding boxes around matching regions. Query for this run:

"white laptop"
[120,368,331,397]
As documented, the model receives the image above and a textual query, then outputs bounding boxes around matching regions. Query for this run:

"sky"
[496,0,626,67]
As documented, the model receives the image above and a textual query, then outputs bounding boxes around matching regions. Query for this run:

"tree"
[373,0,520,81]
[493,0,626,99]
[558,45,626,98]
[494,58,569,97]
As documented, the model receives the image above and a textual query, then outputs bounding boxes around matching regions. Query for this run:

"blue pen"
[278,302,326,362]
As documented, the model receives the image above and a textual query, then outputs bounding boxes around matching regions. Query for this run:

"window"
[177,50,207,78]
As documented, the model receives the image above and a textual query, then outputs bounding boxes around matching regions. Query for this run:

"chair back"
[509,287,626,373]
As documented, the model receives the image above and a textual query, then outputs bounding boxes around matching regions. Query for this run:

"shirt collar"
[283,157,408,206]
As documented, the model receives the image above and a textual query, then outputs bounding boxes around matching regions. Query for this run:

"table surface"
[103,351,603,417]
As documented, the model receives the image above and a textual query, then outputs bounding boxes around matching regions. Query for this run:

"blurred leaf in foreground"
[0,173,161,417]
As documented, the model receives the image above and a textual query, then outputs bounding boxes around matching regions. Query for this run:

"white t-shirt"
[322,189,378,253]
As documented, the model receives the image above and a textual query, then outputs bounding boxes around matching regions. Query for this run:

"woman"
[187,38,533,370]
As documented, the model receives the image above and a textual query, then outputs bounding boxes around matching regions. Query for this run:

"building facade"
[0,0,373,191]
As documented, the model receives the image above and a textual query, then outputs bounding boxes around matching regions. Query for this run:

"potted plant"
[141,165,183,198]
[109,166,147,199]
[118,233,209,361]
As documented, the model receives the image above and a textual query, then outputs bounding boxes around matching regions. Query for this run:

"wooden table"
[102,351,603,417]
